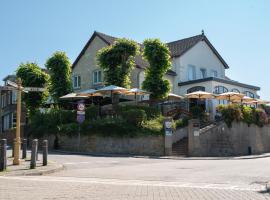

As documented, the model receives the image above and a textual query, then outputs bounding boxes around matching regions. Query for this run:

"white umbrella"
[185,91,214,99]
[60,93,88,100]
[168,93,184,101]
[125,88,150,104]
[96,85,128,103]
[216,92,244,102]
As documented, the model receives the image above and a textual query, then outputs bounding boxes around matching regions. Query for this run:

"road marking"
[0,176,265,192]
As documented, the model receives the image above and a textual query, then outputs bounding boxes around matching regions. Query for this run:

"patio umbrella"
[78,89,103,104]
[185,91,214,99]
[125,88,150,104]
[168,93,184,101]
[216,92,244,102]
[231,96,254,104]
[96,85,128,104]
[60,93,88,100]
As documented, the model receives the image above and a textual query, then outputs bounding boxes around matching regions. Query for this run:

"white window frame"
[93,70,102,85]
[73,75,81,89]
[188,65,196,81]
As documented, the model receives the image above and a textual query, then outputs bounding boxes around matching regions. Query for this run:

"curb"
[3,163,64,176]
[51,150,270,161]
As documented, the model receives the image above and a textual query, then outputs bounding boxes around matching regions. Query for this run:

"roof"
[178,77,260,91]
[72,31,229,75]
[167,34,229,69]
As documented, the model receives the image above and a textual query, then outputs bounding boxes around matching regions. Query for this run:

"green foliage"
[217,104,243,127]
[142,39,171,100]
[16,62,49,116]
[242,106,253,126]
[174,117,190,128]
[85,105,99,120]
[122,109,147,126]
[116,105,161,120]
[29,109,76,138]
[97,38,139,88]
[217,105,269,128]
[253,108,269,127]
[45,51,72,104]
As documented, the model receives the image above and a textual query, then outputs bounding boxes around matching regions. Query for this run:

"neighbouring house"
[0,75,27,143]
[71,30,260,118]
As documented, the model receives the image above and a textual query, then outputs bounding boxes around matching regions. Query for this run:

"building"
[0,75,27,143]
[71,31,260,117]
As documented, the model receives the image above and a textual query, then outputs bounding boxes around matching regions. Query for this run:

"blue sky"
[0,0,269,99]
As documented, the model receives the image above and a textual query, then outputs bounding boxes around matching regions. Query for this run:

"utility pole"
[13,78,22,165]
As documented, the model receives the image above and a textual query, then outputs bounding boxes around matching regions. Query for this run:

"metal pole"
[22,138,27,159]
[13,78,22,165]
[42,140,48,166]
[0,139,7,171]
[30,139,38,169]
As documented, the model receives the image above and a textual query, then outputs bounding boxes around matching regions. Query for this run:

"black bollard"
[22,139,27,159]
[0,139,7,171]
[30,139,38,169]
[42,140,48,166]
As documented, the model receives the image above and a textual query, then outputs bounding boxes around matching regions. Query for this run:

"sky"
[0,0,270,99]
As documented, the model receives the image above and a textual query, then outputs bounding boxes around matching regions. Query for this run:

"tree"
[45,51,72,103]
[142,39,171,100]
[16,62,49,116]
[97,38,139,88]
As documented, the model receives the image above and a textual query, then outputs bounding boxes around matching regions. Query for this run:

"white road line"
[0,176,265,191]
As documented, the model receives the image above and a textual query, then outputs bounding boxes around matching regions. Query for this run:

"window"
[93,70,102,84]
[200,68,207,79]
[188,65,196,80]
[12,90,17,104]
[211,70,218,78]
[231,88,240,93]
[1,94,6,108]
[244,91,255,98]
[214,86,228,105]
[73,75,81,89]
[187,86,205,93]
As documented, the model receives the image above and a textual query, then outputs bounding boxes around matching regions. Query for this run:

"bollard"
[0,139,7,171]
[22,139,27,159]
[30,139,38,169]
[42,140,48,166]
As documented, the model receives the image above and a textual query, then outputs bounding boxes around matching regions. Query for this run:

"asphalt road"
[1,152,270,199]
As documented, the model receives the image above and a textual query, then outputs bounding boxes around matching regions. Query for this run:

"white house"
[71,31,260,117]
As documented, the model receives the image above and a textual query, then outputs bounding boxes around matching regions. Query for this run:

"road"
[1,153,270,199]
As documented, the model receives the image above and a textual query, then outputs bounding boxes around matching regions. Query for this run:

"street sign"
[6,80,18,88]
[77,114,85,124]
[23,87,46,92]
[77,111,85,115]
[77,103,85,111]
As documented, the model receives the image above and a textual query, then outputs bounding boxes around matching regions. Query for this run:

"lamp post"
[13,78,22,165]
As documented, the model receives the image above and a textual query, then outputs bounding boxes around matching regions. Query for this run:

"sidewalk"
[0,152,63,176]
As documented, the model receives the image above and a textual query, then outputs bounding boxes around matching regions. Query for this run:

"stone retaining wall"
[46,135,165,156]
[188,119,270,156]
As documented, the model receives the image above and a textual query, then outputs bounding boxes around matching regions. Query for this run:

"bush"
[217,104,242,128]
[242,106,253,126]
[253,108,268,127]
[122,109,146,126]
[116,105,161,120]
[174,117,189,128]
[85,105,99,120]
